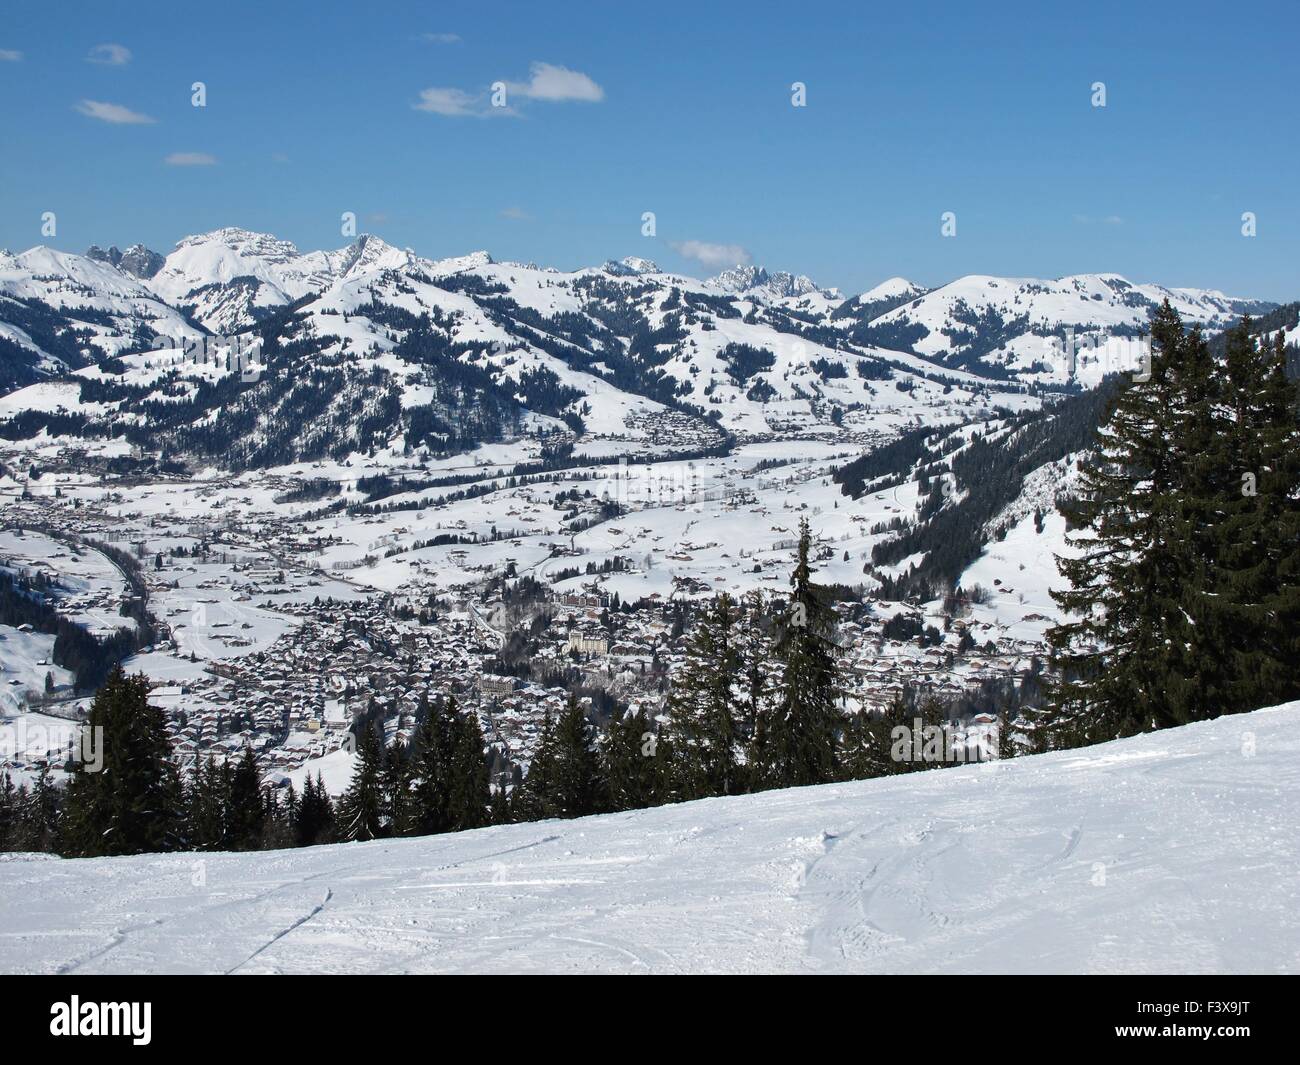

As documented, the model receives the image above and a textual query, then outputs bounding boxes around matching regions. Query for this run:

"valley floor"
[1,703,1296,974]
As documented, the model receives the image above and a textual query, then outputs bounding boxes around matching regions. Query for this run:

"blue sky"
[1,0,1297,299]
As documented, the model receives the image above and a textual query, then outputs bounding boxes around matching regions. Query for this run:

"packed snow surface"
[1,703,1296,974]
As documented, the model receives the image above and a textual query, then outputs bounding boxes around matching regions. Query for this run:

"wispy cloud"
[670,240,751,270]
[420,33,461,45]
[0,49,22,62]
[499,206,530,221]
[87,43,132,66]
[506,62,604,103]
[415,61,602,118]
[75,99,156,124]
[412,87,495,117]
[1074,213,1124,227]
[165,152,217,166]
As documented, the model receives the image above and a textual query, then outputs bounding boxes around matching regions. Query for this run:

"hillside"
[0,247,202,393]
[2,702,1295,974]
[860,273,1273,383]
[0,230,1033,468]
[2,229,1286,474]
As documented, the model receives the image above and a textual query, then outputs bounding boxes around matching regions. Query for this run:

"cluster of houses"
[2,472,1050,796]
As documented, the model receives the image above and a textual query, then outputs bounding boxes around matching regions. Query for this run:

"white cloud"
[420,33,461,44]
[415,61,600,118]
[75,99,156,124]
[0,49,22,62]
[87,43,132,66]
[1073,213,1125,227]
[507,62,603,102]
[670,240,751,270]
[499,206,530,221]
[165,152,217,166]
[413,87,488,117]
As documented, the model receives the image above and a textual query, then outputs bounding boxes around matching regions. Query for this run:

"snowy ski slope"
[1,703,1296,974]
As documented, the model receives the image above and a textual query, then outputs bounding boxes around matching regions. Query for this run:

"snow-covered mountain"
[707,263,833,301]
[145,228,418,334]
[831,276,930,323]
[0,231,1026,469]
[855,272,1274,384]
[85,243,165,280]
[0,227,1284,474]
[3,701,1294,974]
[0,246,202,392]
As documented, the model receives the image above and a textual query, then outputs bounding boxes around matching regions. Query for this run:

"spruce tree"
[186,755,226,850]
[1211,324,1300,710]
[20,766,61,852]
[0,772,16,851]
[226,746,265,850]
[841,696,907,779]
[516,709,558,821]
[60,667,179,857]
[553,694,603,817]
[734,590,771,747]
[525,695,602,819]
[410,695,456,834]
[1049,304,1300,741]
[295,772,334,846]
[1047,302,1210,741]
[665,593,742,799]
[381,739,413,836]
[752,519,844,788]
[601,704,662,811]
[447,710,490,830]
[489,784,511,825]
[337,721,384,842]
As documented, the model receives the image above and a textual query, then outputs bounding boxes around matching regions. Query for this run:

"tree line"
[1043,304,1300,742]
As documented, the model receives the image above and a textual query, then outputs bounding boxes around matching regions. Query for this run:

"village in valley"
[0,422,1052,793]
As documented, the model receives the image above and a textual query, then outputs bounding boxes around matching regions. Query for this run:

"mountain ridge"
[0,227,1288,475]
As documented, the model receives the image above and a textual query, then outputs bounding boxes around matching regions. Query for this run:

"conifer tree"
[523,696,602,818]
[553,694,603,817]
[1047,302,1210,741]
[516,709,558,821]
[1048,303,1300,741]
[381,739,413,836]
[19,766,61,852]
[60,667,180,857]
[1211,324,1300,710]
[337,721,384,842]
[186,755,226,850]
[841,695,909,779]
[410,695,457,834]
[447,710,490,830]
[268,780,298,849]
[752,519,844,788]
[601,704,663,811]
[295,772,334,847]
[665,593,743,799]
[0,772,17,851]
[734,590,771,746]
[489,783,511,825]
[226,746,265,850]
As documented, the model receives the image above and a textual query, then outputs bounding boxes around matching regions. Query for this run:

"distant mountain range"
[0,227,1287,471]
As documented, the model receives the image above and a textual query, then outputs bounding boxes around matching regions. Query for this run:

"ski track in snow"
[1,704,1298,974]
